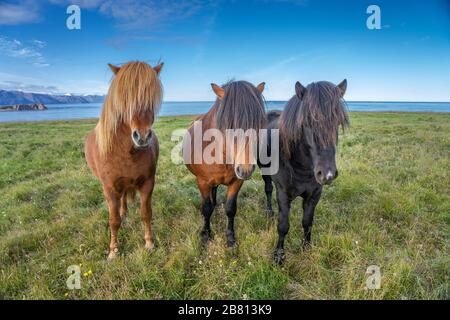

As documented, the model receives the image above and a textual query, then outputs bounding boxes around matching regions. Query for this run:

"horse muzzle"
[132,129,152,149]
[235,164,256,180]
[314,168,338,185]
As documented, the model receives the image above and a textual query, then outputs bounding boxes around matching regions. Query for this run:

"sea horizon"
[0,101,449,123]
[162,100,450,104]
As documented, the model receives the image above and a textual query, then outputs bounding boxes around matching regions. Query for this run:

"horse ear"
[337,79,347,97]
[108,63,120,75]
[211,83,225,99]
[295,81,305,99]
[154,62,164,75]
[256,82,265,93]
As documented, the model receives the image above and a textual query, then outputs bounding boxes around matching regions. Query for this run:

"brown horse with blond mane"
[183,80,266,247]
[84,60,163,260]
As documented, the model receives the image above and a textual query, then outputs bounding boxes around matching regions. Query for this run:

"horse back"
[267,110,282,124]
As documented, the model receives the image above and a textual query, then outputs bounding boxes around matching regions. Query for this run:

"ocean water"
[0,101,449,123]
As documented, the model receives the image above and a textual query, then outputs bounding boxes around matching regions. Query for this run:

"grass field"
[0,112,448,300]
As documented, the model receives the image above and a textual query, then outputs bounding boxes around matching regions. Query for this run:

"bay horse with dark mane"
[183,81,266,247]
[259,80,349,264]
[85,60,164,260]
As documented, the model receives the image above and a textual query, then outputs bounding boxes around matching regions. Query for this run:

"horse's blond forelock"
[97,61,163,156]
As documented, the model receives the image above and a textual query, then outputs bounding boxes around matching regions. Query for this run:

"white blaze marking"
[326,171,333,180]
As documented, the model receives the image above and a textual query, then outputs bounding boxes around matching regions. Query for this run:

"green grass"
[0,112,448,300]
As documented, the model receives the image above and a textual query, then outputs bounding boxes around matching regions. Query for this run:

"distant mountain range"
[0,90,105,106]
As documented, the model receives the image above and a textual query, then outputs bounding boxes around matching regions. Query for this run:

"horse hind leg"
[262,175,274,217]
[120,189,135,221]
[275,189,291,265]
[119,192,128,220]
[211,186,218,207]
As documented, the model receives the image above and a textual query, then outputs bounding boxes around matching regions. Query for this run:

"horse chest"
[103,154,150,173]
[214,165,237,185]
[293,182,321,198]
[97,150,155,190]
[113,176,147,193]
[273,166,319,198]
[188,163,236,186]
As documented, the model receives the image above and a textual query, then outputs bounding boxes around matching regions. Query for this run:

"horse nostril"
[147,130,152,140]
[317,170,322,177]
[236,166,244,178]
[132,130,139,140]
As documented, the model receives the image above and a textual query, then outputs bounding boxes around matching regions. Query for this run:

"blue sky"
[0,0,449,101]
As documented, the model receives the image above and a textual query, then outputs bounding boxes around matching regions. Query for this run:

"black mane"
[279,81,349,156]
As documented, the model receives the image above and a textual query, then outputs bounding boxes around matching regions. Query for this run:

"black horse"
[259,80,349,265]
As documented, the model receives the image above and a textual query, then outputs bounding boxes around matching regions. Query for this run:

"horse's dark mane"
[279,81,349,156]
[214,80,266,131]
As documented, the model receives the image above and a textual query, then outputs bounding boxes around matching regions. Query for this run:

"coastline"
[0,111,449,125]
[0,109,450,126]
[1,100,449,124]
[0,103,47,112]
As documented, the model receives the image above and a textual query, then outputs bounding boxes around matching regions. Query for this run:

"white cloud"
[32,39,46,48]
[0,80,60,94]
[256,0,307,5]
[244,56,298,79]
[0,0,41,25]
[0,72,109,95]
[48,0,105,9]
[0,36,49,67]
[49,0,217,30]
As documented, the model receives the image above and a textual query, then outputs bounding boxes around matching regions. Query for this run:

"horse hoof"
[265,209,274,218]
[107,248,119,261]
[200,231,212,245]
[226,240,237,248]
[302,241,312,251]
[145,241,155,252]
[274,249,285,266]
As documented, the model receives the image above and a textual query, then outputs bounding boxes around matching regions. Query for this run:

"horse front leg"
[275,188,292,265]
[197,179,215,245]
[302,188,322,250]
[103,186,121,260]
[225,180,243,248]
[139,178,155,252]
